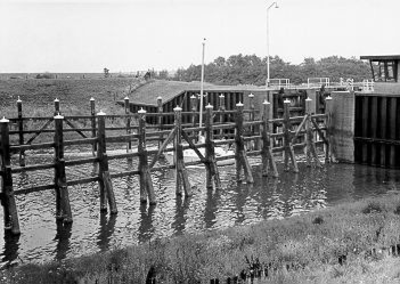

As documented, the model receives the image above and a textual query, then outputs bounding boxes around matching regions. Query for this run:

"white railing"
[307,77,330,88]
[268,78,291,89]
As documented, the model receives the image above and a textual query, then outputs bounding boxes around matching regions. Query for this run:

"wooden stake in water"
[283,99,299,172]
[90,97,97,156]
[138,108,156,204]
[124,96,132,152]
[16,97,25,166]
[174,106,192,196]
[235,102,254,183]
[0,117,20,235]
[54,114,73,223]
[261,100,278,177]
[205,103,221,189]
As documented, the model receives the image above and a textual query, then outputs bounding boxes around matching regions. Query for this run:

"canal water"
[1,151,400,266]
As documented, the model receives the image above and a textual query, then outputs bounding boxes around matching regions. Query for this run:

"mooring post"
[190,94,197,140]
[54,98,60,115]
[97,111,118,214]
[124,96,132,152]
[90,97,97,156]
[174,106,192,196]
[283,99,299,172]
[325,95,334,162]
[0,117,20,235]
[248,93,258,150]
[54,114,73,223]
[205,103,221,189]
[157,96,164,148]
[218,94,225,138]
[305,97,322,168]
[261,100,278,177]
[138,108,156,204]
[235,102,254,183]
[16,97,25,166]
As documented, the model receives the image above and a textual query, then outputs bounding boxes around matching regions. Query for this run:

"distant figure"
[144,71,151,81]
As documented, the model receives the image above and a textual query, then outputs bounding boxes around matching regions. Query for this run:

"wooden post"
[138,108,156,204]
[261,100,278,177]
[16,97,25,166]
[0,117,20,235]
[305,98,322,168]
[54,114,73,223]
[235,102,254,183]
[54,98,60,115]
[325,95,335,162]
[97,111,118,214]
[205,103,221,189]
[124,96,132,152]
[174,106,192,196]
[248,93,258,150]
[283,99,299,172]
[90,97,97,156]
[218,93,225,138]
[190,94,197,140]
[157,96,163,148]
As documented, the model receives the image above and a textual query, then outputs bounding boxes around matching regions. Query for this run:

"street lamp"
[266,1,278,87]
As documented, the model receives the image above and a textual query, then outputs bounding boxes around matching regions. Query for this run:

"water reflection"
[54,221,72,261]
[1,156,400,265]
[97,213,117,252]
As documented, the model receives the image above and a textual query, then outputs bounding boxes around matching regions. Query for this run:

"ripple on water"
[1,152,400,265]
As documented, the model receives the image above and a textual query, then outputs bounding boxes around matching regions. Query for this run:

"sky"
[1,0,400,73]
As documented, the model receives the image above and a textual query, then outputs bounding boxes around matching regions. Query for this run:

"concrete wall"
[331,91,355,163]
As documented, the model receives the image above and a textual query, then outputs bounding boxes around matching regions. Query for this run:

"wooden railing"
[0,96,334,235]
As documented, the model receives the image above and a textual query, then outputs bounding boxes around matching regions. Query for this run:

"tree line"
[155,54,372,86]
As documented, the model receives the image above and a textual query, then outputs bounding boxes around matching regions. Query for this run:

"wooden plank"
[370,96,378,165]
[389,97,397,168]
[380,97,387,167]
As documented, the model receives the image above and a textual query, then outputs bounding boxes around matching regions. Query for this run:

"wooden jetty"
[0,93,333,235]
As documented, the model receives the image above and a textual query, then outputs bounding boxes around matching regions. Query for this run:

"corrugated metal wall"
[354,94,400,168]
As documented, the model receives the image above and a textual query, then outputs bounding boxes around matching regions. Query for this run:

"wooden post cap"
[54,98,59,102]
[124,96,129,101]
[97,111,106,116]
[326,95,332,100]
[17,96,22,103]
[205,103,213,109]
[248,93,254,98]
[54,114,64,120]
[263,99,270,105]
[305,97,312,102]
[190,94,196,99]
[284,98,291,104]
[236,102,244,107]
[219,94,224,98]
[138,108,146,114]
[157,96,162,101]
[173,106,182,112]
[90,97,95,101]
[0,117,9,123]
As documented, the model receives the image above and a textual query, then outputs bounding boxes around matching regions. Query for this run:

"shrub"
[361,201,384,214]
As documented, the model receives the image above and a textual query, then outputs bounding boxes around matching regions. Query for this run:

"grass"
[2,193,400,283]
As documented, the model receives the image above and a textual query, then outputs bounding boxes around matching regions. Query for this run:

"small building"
[360,55,400,82]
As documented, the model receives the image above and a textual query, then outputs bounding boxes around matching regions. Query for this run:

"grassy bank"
[1,193,400,283]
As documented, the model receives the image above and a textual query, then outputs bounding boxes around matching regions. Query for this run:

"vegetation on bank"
[167,55,371,85]
[1,193,400,283]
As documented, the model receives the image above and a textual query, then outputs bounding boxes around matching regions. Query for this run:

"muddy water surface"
[1,150,400,266]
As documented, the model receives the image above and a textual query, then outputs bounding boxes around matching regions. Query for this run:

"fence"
[0,95,334,235]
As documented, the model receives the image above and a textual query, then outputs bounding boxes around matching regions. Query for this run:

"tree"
[103,68,110,78]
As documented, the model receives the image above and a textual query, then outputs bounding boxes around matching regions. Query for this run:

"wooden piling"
[174,106,192,196]
[90,97,97,156]
[305,98,322,168]
[16,97,25,166]
[235,102,254,183]
[325,95,335,162]
[138,108,156,204]
[124,97,132,152]
[157,96,164,147]
[261,100,278,177]
[218,94,225,138]
[0,117,20,235]
[190,95,197,139]
[54,114,73,223]
[205,104,221,189]
[248,93,258,150]
[97,111,118,214]
[283,99,299,172]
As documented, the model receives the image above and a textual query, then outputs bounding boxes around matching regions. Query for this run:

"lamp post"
[266,1,278,87]
[199,38,206,131]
